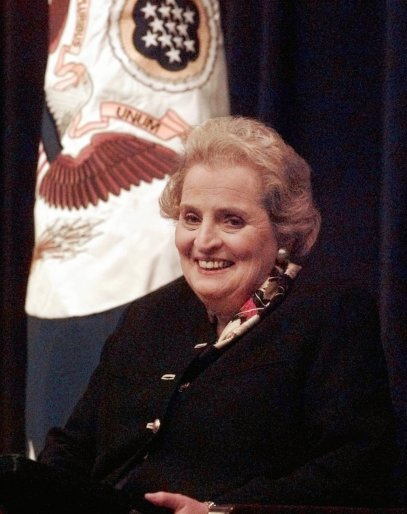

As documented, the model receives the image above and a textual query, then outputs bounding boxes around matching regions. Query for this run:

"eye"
[181,211,201,228]
[224,215,245,228]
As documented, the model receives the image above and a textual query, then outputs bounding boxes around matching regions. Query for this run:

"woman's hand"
[144,491,209,514]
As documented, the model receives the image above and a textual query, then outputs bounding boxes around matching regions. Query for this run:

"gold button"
[146,418,161,433]
[161,374,176,380]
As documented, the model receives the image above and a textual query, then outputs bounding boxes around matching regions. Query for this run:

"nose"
[194,220,222,252]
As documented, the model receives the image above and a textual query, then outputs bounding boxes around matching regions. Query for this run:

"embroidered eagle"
[39,132,179,210]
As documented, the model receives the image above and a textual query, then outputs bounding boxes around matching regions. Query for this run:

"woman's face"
[175,163,278,320]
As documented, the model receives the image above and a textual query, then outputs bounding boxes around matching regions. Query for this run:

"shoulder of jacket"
[274,278,378,329]
[122,276,191,314]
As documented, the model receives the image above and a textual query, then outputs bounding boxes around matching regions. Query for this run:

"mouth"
[197,259,233,270]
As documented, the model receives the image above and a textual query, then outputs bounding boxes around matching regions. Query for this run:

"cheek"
[244,233,278,271]
[261,241,278,271]
[175,224,191,255]
[234,232,271,260]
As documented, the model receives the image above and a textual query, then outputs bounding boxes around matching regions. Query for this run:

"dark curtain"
[0,0,48,452]
[381,0,407,456]
[220,0,407,448]
[1,0,406,483]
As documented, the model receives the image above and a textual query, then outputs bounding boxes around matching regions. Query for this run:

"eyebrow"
[179,204,248,217]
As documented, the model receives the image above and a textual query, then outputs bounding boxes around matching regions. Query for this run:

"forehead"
[181,164,263,201]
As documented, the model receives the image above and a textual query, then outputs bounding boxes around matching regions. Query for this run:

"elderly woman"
[38,117,395,513]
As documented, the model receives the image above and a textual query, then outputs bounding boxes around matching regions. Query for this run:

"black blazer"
[39,274,395,508]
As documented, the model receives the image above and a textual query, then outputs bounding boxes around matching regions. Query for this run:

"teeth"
[198,260,231,269]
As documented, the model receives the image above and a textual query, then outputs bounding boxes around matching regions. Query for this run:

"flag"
[26,0,229,317]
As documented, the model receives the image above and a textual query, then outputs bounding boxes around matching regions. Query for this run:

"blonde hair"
[160,116,321,259]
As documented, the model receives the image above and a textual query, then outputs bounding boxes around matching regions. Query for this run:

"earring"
[276,247,289,264]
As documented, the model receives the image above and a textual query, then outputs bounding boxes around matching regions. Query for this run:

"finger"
[145,491,185,509]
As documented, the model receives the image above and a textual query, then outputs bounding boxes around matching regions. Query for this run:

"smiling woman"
[160,117,320,334]
[38,117,395,514]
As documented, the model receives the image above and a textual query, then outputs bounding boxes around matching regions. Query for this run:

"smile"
[198,260,233,270]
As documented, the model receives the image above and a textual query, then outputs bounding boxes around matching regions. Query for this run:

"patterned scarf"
[213,260,302,349]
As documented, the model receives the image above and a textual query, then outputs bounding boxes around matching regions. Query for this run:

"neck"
[206,308,232,337]
[216,318,228,337]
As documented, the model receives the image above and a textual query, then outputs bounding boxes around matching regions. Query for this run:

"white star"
[184,38,195,53]
[159,5,171,18]
[165,20,177,34]
[142,30,158,47]
[141,2,157,19]
[173,36,183,48]
[150,17,164,32]
[177,22,188,37]
[166,0,177,5]
[183,7,195,24]
[166,48,181,63]
[158,32,172,48]
[171,6,183,21]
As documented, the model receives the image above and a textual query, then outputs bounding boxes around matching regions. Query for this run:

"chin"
[192,287,226,306]
[194,287,224,301]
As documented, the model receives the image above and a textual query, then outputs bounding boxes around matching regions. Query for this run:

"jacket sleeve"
[214,290,396,507]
